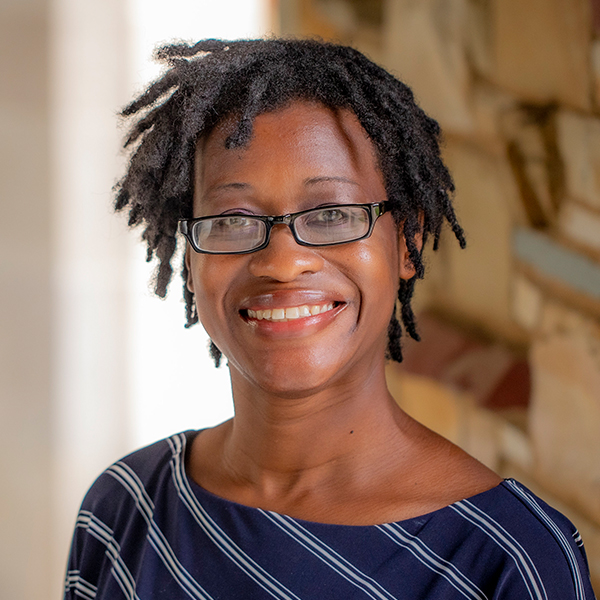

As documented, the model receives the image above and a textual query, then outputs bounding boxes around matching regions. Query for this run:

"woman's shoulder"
[403,428,581,553]
[424,478,595,599]
[78,430,197,516]
[347,477,593,600]
[442,477,581,550]
[64,431,200,599]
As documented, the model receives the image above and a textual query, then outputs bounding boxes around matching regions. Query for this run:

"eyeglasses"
[179,202,389,255]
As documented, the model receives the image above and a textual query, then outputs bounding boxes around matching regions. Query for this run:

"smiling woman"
[185,102,406,397]
[63,39,596,599]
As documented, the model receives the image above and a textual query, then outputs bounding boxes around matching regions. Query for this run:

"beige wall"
[1,2,269,598]
[1,1,132,598]
[0,1,53,597]
[50,0,133,595]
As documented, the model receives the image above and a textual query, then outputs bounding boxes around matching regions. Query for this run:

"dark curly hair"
[115,38,465,366]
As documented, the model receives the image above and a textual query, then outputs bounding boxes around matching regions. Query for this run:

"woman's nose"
[247,224,325,281]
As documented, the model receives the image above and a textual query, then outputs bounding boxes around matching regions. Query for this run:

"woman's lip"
[242,302,347,337]
[244,301,339,322]
[239,290,346,312]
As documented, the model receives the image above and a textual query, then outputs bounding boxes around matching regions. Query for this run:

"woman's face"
[186,101,415,396]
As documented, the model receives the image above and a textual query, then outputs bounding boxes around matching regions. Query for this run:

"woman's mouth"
[245,302,337,322]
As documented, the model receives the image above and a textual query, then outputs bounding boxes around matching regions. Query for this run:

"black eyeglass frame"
[178,201,390,255]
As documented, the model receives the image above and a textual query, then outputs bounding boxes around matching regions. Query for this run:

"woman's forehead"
[194,100,381,197]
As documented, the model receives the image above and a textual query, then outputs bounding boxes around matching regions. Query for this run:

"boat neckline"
[181,429,511,529]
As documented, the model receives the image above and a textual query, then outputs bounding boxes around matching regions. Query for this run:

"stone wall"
[279,0,600,591]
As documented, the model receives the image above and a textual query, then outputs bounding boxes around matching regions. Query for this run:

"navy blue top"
[64,431,596,599]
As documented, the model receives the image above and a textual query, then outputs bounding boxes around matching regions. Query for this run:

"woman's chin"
[229,352,345,399]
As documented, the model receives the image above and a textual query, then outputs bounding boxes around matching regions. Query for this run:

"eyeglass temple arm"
[373,202,387,218]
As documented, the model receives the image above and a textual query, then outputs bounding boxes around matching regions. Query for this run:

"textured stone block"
[386,366,463,445]
[513,227,600,304]
[383,0,474,134]
[499,419,534,472]
[501,106,558,229]
[459,402,501,470]
[464,0,493,79]
[285,0,385,66]
[398,313,483,381]
[556,111,600,212]
[484,359,531,411]
[399,313,530,409]
[559,202,600,256]
[511,274,543,331]
[529,305,600,523]
[593,39,600,110]
[433,140,522,336]
[471,83,518,152]
[492,0,592,111]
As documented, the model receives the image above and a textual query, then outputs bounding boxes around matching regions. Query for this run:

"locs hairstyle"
[115,38,466,367]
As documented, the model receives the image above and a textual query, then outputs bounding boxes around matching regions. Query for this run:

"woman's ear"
[398,212,424,280]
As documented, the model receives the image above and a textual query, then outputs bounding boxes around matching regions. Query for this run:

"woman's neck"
[193,359,412,505]
[187,359,502,525]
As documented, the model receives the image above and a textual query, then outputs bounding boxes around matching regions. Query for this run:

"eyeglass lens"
[295,206,369,244]
[194,216,267,253]
[190,205,371,253]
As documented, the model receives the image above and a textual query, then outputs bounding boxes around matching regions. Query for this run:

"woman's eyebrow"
[204,178,358,196]
[304,176,359,186]
[211,182,251,191]
[202,182,252,198]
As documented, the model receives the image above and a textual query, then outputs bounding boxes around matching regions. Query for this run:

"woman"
[64,39,595,599]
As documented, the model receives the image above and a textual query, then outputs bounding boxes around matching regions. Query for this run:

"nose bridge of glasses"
[267,214,294,226]
[265,213,298,242]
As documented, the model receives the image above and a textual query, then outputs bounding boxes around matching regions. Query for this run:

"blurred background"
[2,0,600,597]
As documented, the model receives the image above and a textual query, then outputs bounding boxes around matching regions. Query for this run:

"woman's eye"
[218,216,251,228]
[315,208,349,224]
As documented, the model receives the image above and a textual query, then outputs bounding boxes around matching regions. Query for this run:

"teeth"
[285,306,300,319]
[272,308,285,320]
[246,302,335,322]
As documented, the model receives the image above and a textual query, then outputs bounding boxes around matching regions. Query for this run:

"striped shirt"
[64,431,596,599]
